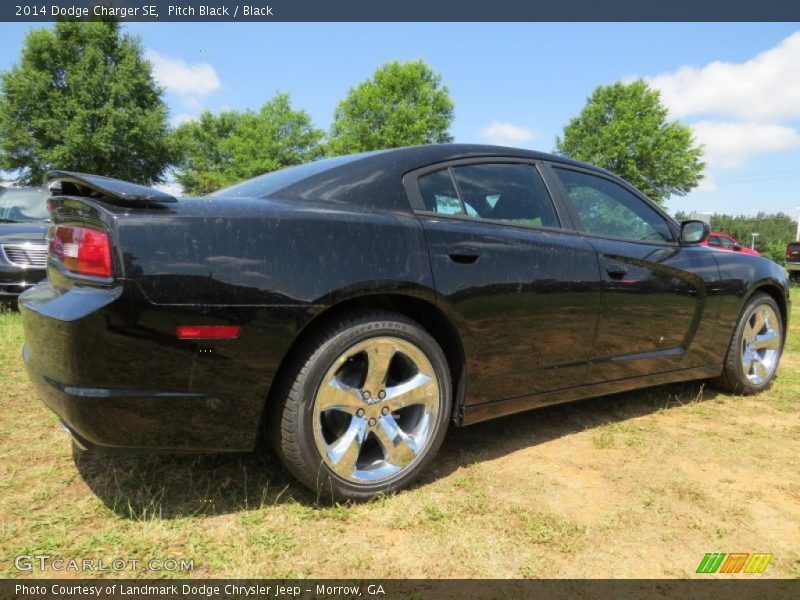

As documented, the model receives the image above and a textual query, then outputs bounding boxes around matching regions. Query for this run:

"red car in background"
[786,242,800,280]
[701,232,761,255]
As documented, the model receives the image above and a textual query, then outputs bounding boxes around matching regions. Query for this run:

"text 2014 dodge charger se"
[20,145,789,500]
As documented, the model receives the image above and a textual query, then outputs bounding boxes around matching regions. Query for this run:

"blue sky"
[2,22,799,217]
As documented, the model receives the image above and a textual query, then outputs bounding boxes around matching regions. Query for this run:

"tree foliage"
[171,93,324,195]
[327,60,454,156]
[0,21,171,185]
[170,110,243,195]
[714,213,795,265]
[675,210,797,265]
[556,80,705,205]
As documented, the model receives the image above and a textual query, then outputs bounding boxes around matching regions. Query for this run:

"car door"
[404,159,603,406]
[545,163,720,383]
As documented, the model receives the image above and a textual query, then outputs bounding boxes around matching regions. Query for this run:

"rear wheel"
[714,292,784,394]
[271,311,452,501]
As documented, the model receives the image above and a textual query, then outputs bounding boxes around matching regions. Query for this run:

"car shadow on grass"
[75,380,719,519]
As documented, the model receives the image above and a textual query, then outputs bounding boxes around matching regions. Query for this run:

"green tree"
[328,60,454,156]
[556,80,705,205]
[171,93,324,195]
[709,212,796,265]
[170,110,242,195]
[673,210,797,265]
[0,21,171,185]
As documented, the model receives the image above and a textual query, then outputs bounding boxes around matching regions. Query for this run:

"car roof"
[263,143,618,211]
[344,143,611,174]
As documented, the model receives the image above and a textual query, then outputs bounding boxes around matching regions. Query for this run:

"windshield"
[0,188,50,222]
[209,153,378,199]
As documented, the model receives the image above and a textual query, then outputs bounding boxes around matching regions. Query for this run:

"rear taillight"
[48,225,112,278]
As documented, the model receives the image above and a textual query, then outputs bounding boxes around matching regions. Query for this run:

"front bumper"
[0,265,46,297]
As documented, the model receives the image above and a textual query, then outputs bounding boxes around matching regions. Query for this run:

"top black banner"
[3,0,800,22]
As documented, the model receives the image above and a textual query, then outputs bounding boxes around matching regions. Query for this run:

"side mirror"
[733,245,742,252]
[680,220,709,244]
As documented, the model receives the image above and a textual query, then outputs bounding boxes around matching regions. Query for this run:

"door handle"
[447,245,481,265]
[605,261,628,279]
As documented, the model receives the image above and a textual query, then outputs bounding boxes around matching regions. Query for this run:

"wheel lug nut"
[368,418,377,427]
[381,406,389,415]
[378,390,386,399]
[362,391,371,400]
[356,409,365,417]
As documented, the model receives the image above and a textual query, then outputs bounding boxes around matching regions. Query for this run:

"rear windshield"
[0,188,50,222]
[208,154,373,199]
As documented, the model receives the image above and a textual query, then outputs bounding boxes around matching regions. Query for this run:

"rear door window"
[450,163,560,228]
[416,163,560,229]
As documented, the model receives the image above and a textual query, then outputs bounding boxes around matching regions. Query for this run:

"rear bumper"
[19,280,280,453]
[786,262,800,272]
[23,344,237,453]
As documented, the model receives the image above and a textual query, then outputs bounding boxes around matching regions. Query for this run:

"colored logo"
[696,552,772,574]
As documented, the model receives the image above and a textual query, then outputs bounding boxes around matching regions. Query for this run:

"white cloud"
[182,97,203,111]
[145,49,221,99]
[480,121,536,146]
[691,121,800,169]
[694,174,718,194]
[648,31,800,121]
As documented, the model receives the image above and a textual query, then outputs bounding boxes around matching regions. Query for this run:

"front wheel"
[714,292,784,394]
[271,311,452,501]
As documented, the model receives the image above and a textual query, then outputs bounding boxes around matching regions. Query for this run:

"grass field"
[1,291,799,579]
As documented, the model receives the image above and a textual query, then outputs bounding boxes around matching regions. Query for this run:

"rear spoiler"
[47,171,177,206]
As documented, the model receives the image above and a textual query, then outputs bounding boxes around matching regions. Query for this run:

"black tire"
[713,292,784,394]
[270,311,452,501]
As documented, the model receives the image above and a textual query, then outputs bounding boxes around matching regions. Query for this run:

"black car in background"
[0,187,50,300]
[19,145,789,500]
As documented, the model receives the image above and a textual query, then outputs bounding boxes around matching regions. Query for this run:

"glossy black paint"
[50,170,177,205]
[19,144,790,453]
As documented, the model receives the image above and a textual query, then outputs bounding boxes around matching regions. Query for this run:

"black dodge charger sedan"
[20,145,789,500]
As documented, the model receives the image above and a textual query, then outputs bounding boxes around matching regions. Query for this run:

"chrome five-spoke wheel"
[716,292,784,394]
[313,336,440,484]
[740,303,781,386]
